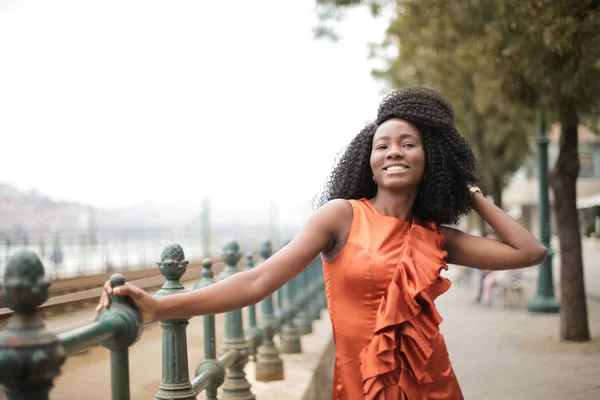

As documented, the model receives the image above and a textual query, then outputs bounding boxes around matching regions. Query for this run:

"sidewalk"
[440,268,600,400]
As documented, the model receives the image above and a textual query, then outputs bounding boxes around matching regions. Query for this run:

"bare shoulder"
[318,198,353,217]
[310,199,354,260]
[309,199,353,233]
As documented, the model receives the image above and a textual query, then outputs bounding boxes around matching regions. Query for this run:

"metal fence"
[0,240,326,400]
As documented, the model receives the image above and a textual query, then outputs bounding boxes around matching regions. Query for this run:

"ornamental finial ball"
[258,240,272,259]
[202,258,212,270]
[158,243,188,282]
[160,243,186,263]
[110,273,126,288]
[1,250,50,315]
[221,240,241,266]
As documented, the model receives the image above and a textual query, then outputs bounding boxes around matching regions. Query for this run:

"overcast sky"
[0,1,389,224]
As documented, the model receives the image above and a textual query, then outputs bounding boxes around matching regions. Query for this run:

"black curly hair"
[315,87,478,226]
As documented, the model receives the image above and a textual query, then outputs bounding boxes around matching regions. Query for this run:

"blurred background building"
[504,123,600,237]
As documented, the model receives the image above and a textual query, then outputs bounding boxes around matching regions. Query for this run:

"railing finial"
[0,250,65,399]
[2,250,51,315]
[156,243,189,296]
[258,240,272,260]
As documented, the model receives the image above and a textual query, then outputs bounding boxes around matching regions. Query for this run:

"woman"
[97,87,546,399]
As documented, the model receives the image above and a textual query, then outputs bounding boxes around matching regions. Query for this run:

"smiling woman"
[316,87,477,226]
[98,86,547,400]
[370,120,426,192]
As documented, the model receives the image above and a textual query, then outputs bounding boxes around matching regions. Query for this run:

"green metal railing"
[0,239,326,399]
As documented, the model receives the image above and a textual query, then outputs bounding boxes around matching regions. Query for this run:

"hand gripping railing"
[0,250,143,400]
[0,240,328,400]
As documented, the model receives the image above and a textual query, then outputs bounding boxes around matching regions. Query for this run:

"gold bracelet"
[468,185,483,197]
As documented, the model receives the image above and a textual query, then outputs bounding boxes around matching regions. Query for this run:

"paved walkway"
[441,263,600,400]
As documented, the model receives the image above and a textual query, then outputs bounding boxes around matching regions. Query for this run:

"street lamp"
[527,107,560,313]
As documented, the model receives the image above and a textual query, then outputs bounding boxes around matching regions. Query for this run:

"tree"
[315,1,534,210]
[467,0,600,341]
[368,0,534,210]
[315,0,600,341]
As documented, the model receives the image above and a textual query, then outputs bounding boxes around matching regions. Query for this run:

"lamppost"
[527,107,560,313]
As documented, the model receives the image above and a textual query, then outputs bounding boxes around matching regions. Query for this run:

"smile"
[384,165,409,172]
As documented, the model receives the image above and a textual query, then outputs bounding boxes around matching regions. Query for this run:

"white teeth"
[386,166,407,171]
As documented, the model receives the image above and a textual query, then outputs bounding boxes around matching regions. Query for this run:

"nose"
[386,145,404,159]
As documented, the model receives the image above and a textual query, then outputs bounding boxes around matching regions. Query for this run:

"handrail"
[0,240,327,400]
[59,319,119,356]
[0,259,225,320]
[191,348,239,393]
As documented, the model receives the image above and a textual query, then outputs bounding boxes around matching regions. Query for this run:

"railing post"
[0,250,66,400]
[317,256,327,310]
[279,278,301,354]
[154,244,196,400]
[242,251,262,361]
[95,273,144,400]
[218,240,255,400]
[308,258,325,322]
[293,268,313,335]
[193,258,222,400]
[255,240,284,381]
[257,241,278,332]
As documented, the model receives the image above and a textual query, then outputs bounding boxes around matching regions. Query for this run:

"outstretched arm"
[96,199,351,321]
[441,190,547,271]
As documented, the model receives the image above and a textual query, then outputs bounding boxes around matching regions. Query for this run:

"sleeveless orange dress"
[323,199,464,400]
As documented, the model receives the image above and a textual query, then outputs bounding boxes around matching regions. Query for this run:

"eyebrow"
[374,133,419,141]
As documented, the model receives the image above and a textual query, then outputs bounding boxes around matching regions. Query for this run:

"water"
[0,229,269,279]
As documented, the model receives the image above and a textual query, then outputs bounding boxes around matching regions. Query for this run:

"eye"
[403,142,416,148]
[376,144,387,150]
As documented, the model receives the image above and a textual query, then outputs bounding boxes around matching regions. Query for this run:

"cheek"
[416,151,426,172]
[369,153,377,172]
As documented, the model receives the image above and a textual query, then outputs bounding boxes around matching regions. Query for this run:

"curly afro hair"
[315,87,478,226]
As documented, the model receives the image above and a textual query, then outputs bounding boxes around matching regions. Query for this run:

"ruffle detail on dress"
[358,220,451,400]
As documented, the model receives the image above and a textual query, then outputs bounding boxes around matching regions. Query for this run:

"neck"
[370,188,418,221]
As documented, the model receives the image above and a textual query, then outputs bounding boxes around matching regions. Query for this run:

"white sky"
[0,1,389,224]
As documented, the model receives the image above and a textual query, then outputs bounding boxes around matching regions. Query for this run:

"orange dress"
[323,199,464,400]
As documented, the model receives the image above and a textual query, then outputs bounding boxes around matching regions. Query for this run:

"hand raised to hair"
[96,280,159,323]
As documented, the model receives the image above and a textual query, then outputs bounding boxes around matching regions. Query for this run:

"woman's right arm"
[96,199,352,321]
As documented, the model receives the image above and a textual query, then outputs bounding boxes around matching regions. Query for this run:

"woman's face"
[370,118,426,190]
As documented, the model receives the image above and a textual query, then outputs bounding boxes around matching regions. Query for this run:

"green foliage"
[314,0,386,42]
[382,1,538,202]
[462,0,600,114]
[315,0,538,205]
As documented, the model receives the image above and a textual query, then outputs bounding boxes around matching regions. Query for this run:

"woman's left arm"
[440,190,547,271]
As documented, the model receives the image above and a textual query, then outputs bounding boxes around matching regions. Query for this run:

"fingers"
[96,281,144,313]
[96,291,108,312]
[103,280,113,295]
[113,283,138,298]
[96,280,113,313]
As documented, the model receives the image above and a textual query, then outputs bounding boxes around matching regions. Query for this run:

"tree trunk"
[490,175,504,210]
[549,97,590,342]
[473,126,490,237]
[478,215,488,237]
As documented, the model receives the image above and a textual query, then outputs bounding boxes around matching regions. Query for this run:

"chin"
[381,180,420,190]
